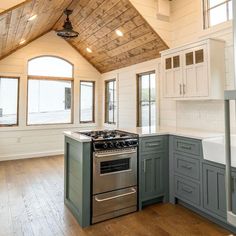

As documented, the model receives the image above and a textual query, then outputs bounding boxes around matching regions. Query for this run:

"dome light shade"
[56,9,79,39]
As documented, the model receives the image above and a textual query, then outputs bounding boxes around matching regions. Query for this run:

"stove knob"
[108,142,114,148]
[120,141,126,147]
[115,141,121,148]
[103,143,108,149]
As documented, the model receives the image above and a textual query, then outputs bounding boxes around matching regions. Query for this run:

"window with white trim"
[80,81,95,123]
[0,77,19,127]
[137,71,156,127]
[105,79,116,124]
[27,56,73,125]
[204,0,232,28]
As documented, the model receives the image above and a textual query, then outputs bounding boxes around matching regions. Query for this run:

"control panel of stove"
[93,139,138,151]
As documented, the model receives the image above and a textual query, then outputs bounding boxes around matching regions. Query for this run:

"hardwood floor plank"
[0,156,234,236]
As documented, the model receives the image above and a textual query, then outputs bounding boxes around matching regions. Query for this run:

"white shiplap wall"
[0,31,101,161]
[169,0,235,132]
[101,59,161,129]
[100,0,234,131]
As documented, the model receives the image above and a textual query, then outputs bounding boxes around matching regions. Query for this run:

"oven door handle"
[94,188,136,202]
[95,150,136,158]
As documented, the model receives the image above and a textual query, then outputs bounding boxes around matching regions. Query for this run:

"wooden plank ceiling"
[0,0,168,73]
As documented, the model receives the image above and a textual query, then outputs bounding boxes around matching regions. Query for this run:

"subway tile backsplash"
[176,101,236,132]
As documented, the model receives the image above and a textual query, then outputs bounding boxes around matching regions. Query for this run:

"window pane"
[105,80,116,124]
[28,56,73,78]
[138,72,156,127]
[209,4,227,26]
[141,75,149,101]
[151,101,156,127]
[0,78,18,126]
[229,0,233,20]
[28,80,72,125]
[80,81,94,122]
[141,102,150,127]
[150,74,156,101]
[208,0,226,8]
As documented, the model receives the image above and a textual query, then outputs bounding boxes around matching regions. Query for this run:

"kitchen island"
[64,127,236,232]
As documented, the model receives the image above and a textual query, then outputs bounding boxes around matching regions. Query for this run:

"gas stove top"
[79,130,138,151]
[80,130,137,141]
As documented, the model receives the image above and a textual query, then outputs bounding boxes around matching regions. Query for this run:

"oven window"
[100,158,130,174]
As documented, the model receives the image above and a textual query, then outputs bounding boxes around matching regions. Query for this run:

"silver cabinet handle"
[95,188,136,202]
[232,177,235,193]
[182,186,193,194]
[180,145,191,150]
[181,165,192,170]
[147,142,160,147]
[179,84,182,95]
[183,84,186,94]
[143,159,146,173]
[95,150,136,158]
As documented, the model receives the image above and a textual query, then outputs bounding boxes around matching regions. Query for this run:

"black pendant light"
[56,9,79,39]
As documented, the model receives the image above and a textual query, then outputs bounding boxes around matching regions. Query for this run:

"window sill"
[0,123,97,132]
[199,20,232,39]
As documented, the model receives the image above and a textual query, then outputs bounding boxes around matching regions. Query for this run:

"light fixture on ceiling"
[86,48,92,53]
[56,9,79,39]
[115,29,124,37]
[28,14,37,21]
[19,39,26,45]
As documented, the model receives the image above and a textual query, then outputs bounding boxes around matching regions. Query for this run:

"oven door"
[93,148,137,194]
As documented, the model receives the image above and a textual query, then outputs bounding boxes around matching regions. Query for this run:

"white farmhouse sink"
[202,135,236,168]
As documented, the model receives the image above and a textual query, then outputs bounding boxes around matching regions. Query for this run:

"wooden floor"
[0,156,234,236]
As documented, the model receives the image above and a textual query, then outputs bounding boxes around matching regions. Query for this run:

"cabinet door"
[203,164,226,218]
[141,153,164,201]
[163,55,183,98]
[203,164,236,219]
[183,46,208,97]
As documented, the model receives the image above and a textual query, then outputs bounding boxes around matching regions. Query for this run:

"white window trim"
[203,0,232,29]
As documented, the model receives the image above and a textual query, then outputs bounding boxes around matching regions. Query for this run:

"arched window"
[27,56,73,125]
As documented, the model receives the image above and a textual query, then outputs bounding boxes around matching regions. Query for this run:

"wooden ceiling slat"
[0,0,168,72]
[70,1,132,45]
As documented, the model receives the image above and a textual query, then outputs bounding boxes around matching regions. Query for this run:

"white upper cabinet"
[161,39,225,100]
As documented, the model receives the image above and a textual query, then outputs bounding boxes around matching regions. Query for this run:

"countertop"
[64,126,223,142]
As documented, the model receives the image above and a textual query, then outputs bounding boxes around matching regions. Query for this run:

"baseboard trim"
[0,150,64,161]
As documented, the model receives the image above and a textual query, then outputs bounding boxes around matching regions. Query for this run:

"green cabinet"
[203,163,236,219]
[139,136,169,208]
[141,152,165,201]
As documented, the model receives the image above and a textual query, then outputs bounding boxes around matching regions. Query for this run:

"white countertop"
[119,126,223,140]
[64,126,223,142]
[64,131,92,142]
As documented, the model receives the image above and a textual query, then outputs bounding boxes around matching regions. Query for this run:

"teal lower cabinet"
[141,152,165,201]
[169,135,236,233]
[64,136,91,228]
[203,162,236,219]
[139,136,169,208]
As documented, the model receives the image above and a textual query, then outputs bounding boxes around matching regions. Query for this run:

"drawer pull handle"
[182,187,193,194]
[232,177,235,193]
[95,188,136,202]
[180,145,192,150]
[147,142,160,147]
[181,165,192,170]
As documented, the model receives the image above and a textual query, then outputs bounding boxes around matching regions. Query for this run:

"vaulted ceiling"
[0,0,168,73]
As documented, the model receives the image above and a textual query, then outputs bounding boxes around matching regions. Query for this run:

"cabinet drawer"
[141,137,165,153]
[174,137,201,156]
[174,154,200,180]
[175,176,200,206]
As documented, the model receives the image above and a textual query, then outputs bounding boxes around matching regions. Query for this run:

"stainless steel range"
[80,130,138,224]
